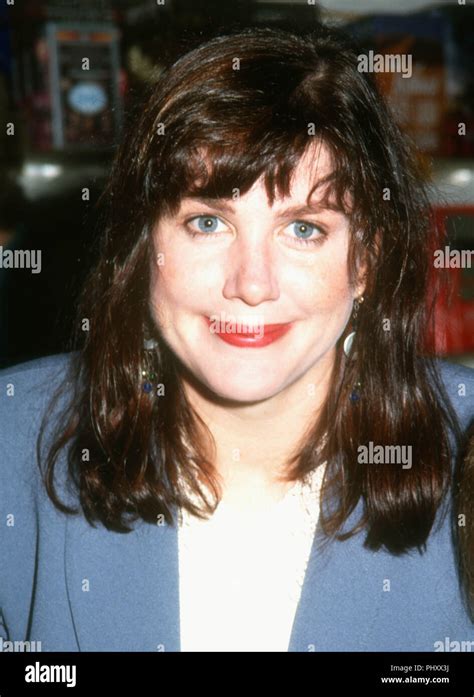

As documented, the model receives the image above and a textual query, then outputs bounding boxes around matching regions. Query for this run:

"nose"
[221,230,280,307]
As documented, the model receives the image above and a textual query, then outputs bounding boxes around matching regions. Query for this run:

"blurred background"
[0,0,473,368]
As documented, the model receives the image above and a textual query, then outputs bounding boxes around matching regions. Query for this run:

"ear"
[354,228,380,299]
[355,267,367,299]
[353,256,368,300]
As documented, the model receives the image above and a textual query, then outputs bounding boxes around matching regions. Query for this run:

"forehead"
[155,139,348,226]
[185,141,337,210]
[275,141,334,206]
[234,142,335,208]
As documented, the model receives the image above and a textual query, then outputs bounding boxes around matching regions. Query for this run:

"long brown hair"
[38,23,463,554]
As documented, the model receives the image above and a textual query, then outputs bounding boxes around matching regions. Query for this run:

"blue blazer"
[1,352,473,652]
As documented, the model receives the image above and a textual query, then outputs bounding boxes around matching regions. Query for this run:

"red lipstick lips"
[204,317,293,348]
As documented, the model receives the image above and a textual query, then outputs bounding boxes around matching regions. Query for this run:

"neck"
[179,350,334,507]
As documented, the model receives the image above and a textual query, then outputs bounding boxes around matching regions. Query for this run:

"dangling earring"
[142,337,158,393]
[344,296,363,358]
[344,296,364,403]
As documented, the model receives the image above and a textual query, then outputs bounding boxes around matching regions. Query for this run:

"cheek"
[150,269,182,331]
[288,256,353,319]
[149,243,180,329]
[150,240,209,325]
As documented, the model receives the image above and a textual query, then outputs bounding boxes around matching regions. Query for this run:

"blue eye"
[184,214,326,247]
[285,221,325,247]
[187,215,226,235]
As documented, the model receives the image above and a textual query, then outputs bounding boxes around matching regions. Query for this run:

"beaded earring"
[142,338,158,393]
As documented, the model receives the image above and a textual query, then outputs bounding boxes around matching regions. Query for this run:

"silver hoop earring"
[344,296,363,358]
[343,331,355,357]
[345,296,364,404]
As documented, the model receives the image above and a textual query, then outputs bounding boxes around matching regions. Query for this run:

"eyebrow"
[181,196,335,218]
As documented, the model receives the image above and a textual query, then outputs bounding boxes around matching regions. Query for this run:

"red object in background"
[425,206,474,356]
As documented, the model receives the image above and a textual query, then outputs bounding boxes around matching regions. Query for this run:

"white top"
[177,463,327,652]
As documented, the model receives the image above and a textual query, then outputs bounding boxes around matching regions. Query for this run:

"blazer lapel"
[288,496,382,651]
[65,491,380,652]
[64,508,181,651]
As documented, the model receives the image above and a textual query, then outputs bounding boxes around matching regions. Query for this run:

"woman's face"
[150,144,364,403]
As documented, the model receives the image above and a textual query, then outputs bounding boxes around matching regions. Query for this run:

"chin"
[203,375,283,404]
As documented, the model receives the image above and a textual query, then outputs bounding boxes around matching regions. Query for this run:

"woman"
[1,23,473,653]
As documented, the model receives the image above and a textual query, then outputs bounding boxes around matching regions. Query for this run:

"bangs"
[151,129,356,221]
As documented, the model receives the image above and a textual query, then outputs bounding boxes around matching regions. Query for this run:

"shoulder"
[0,351,75,390]
[0,354,79,644]
[0,351,77,425]
[429,357,474,432]
[0,351,78,507]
